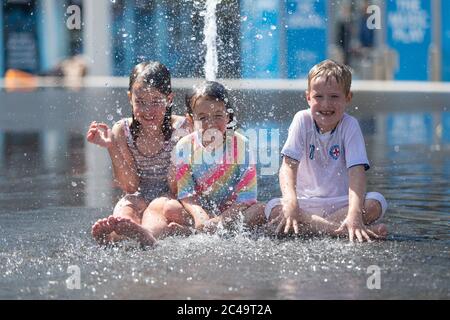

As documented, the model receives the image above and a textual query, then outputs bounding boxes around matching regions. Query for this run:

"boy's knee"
[365,192,388,215]
[364,192,388,224]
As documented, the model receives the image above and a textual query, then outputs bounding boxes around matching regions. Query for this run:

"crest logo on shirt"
[309,144,315,160]
[329,145,341,160]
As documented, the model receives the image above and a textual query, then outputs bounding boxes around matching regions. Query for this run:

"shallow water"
[0,88,449,299]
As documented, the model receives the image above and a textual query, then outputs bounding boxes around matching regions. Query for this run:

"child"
[87,61,191,247]
[265,60,387,242]
[175,81,265,232]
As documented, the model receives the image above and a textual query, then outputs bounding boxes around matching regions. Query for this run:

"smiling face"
[306,76,352,133]
[191,96,228,146]
[129,83,171,127]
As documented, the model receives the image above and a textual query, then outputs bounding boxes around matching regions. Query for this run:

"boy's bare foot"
[107,216,156,247]
[92,217,115,245]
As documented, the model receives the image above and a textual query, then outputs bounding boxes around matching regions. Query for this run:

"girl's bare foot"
[92,217,115,245]
[107,216,156,247]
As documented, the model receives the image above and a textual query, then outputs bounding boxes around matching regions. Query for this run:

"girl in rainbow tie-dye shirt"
[175,81,266,233]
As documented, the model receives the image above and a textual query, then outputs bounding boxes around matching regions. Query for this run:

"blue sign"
[286,0,327,79]
[3,1,40,73]
[386,113,433,146]
[442,0,450,81]
[0,4,3,75]
[386,0,432,80]
[240,0,280,78]
[442,112,450,144]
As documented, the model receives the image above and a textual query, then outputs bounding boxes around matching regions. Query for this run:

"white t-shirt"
[281,109,370,199]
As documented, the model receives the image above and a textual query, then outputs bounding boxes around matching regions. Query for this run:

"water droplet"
[71,181,77,187]
[270,25,277,30]
[241,16,248,22]
[255,34,263,40]
[107,114,114,121]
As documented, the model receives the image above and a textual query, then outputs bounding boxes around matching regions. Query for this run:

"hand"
[276,200,302,235]
[335,214,379,242]
[86,121,113,148]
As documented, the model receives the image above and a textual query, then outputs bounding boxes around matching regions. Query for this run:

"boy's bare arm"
[348,165,366,218]
[336,165,376,242]
[276,156,304,233]
[279,156,299,204]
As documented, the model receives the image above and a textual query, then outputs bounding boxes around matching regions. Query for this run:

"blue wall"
[386,0,432,80]
[240,0,280,78]
[0,2,3,75]
[442,0,450,81]
[286,0,327,79]
[37,0,69,73]
[3,0,40,73]
[112,0,200,77]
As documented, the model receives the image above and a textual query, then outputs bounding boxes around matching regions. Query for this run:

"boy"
[265,60,387,242]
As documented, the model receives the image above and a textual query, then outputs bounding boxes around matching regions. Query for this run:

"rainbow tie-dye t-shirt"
[175,130,257,214]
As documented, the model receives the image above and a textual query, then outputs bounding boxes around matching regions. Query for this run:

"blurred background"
[0,0,449,300]
[0,0,449,80]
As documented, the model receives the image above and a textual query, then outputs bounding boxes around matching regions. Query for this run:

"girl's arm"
[167,163,177,197]
[108,121,140,193]
[180,196,211,230]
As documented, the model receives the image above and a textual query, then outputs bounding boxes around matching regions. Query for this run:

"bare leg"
[263,202,387,238]
[141,198,192,239]
[91,194,148,245]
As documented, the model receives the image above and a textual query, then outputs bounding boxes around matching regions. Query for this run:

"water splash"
[202,0,221,81]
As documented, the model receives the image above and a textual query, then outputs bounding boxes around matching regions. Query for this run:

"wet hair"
[128,61,173,141]
[307,59,353,96]
[185,81,237,130]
